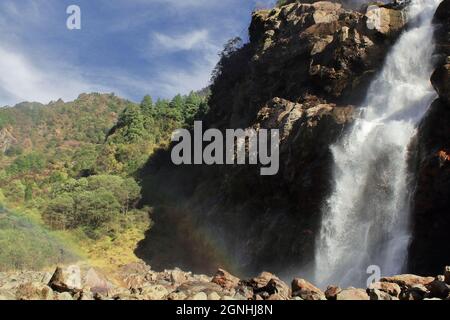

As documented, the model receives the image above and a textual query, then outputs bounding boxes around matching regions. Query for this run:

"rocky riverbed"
[1,262,449,300]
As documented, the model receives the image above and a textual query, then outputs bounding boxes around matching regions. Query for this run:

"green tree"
[140,95,153,115]
[74,189,121,238]
[116,104,146,143]
[44,195,75,229]
[6,152,46,176]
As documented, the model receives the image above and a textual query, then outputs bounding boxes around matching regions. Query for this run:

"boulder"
[246,271,275,290]
[381,274,435,289]
[48,265,82,293]
[211,269,240,290]
[367,288,398,301]
[15,282,54,300]
[263,278,291,300]
[175,281,224,299]
[167,291,188,301]
[336,288,369,300]
[324,285,341,300]
[400,284,429,301]
[208,292,222,300]
[368,281,401,298]
[190,292,208,300]
[365,4,406,35]
[427,276,450,299]
[291,278,326,300]
[167,269,191,286]
[84,268,115,295]
[140,285,169,300]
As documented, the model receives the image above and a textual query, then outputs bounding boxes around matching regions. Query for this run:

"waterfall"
[314,0,441,288]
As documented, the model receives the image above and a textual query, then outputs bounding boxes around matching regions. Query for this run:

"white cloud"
[153,29,210,52]
[0,45,109,107]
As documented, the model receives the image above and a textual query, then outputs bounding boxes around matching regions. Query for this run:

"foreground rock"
[291,278,326,300]
[1,263,450,300]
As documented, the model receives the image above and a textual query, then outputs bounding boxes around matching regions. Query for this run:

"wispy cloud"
[153,29,211,53]
[0,45,109,107]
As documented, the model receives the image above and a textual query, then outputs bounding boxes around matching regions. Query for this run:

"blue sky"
[0,0,274,107]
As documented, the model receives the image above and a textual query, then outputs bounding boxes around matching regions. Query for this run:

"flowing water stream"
[315,0,441,287]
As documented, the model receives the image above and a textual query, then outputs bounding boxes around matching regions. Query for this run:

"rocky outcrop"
[291,278,326,300]
[137,0,407,277]
[0,127,17,153]
[409,0,450,276]
[365,2,407,35]
[2,263,449,300]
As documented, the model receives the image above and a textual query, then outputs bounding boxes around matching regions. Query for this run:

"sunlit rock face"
[136,1,407,278]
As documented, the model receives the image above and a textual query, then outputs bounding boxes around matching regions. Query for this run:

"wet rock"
[292,278,325,300]
[336,288,369,300]
[211,269,240,290]
[48,266,82,293]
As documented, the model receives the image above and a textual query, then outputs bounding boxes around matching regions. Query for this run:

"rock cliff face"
[137,1,409,276]
[409,0,450,276]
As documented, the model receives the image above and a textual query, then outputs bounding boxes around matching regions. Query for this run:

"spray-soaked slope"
[315,0,441,288]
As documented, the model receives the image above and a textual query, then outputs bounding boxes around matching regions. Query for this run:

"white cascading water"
[315,0,441,288]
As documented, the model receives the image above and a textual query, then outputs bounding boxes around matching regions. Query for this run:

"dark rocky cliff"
[409,0,450,275]
[137,0,409,277]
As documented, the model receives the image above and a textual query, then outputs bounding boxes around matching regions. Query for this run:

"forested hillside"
[0,91,208,271]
